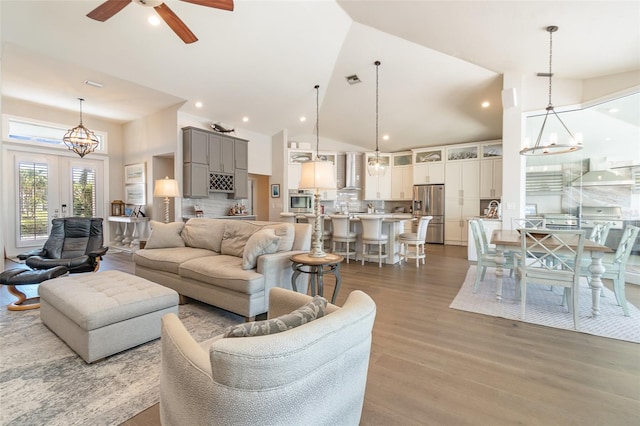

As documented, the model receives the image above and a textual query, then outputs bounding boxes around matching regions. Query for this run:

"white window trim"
[2,113,109,156]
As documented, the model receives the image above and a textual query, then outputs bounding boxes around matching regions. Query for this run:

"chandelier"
[520,26,582,156]
[367,60,387,176]
[63,98,100,158]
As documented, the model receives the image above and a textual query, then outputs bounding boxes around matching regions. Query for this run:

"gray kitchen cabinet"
[234,139,248,169]
[183,163,209,198]
[183,127,209,164]
[209,134,235,173]
[233,168,249,199]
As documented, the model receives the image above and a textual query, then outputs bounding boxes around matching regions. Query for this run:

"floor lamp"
[299,161,336,257]
[154,177,180,223]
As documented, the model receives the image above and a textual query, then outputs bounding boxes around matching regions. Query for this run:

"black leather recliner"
[18,217,109,273]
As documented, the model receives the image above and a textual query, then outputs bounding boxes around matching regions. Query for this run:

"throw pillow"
[221,221,263,257]
[144,221,186,249]
[242,229,281,270]
[223,295,327,338]
[262,223,295,252]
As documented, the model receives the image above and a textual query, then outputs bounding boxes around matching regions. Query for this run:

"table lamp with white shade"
[154,177,180,223]
[298,85,337,258]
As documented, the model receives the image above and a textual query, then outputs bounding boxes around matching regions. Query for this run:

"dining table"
[490,229,613,317]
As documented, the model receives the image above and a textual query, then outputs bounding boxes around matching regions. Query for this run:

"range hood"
[572,159,634,187]
[340,152,361,190]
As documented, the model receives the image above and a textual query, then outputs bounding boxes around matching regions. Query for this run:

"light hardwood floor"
[3,246,639,425]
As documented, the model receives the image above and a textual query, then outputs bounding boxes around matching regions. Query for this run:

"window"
[18,161,49,241]
[4,115,107,154]
[72,166,96,217]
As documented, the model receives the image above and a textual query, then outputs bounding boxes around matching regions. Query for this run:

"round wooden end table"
[290,252,344,303]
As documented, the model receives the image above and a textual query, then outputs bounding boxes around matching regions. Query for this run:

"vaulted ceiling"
[2,1,639,152]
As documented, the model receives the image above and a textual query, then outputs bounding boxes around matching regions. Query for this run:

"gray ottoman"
[38,270,179,363]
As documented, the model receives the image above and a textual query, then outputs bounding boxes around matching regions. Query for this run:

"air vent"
[345,74,361,85]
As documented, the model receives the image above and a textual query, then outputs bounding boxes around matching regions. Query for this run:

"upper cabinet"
[480,141,503,198]
[234,139,248,170]
[446,144,478,161]
[183,127,209,164]
[413,147,445,184]
[391,152,413,200]
[209,134,235,174]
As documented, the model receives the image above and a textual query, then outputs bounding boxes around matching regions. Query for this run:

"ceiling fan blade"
[180,0,234,12]
[154,3,198,44]
[87,0,132,21]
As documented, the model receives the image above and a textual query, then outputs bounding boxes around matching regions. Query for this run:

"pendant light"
[298,84,336,258]
[520,26,582,156]
[367,60,387,176]
[63,98,100,158]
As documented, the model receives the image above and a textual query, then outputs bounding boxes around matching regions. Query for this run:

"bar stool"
[330,215,357,263]
[304,214,331,251]
[398,215,432,266]
[359,215,388,268]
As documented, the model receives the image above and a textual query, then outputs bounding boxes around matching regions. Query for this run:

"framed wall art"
[125,183,146,205]
[124,162,146,184]
[271,184,280,198]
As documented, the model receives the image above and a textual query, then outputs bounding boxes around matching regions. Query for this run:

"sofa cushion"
[222,295,327,337]
[221,221,263,257]
[242,229,281,270]
[181,218,227,252]
[145,221,185,249]
[134,247,217,274]
[179,255,265,294]
[261,223,295,252]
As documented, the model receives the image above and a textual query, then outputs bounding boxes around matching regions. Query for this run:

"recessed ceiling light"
[195,101,203,108]
[481,101,490,108]
[382,134,390,141]
[609,108,619,113]
[299,116,307,122]
[242,117,249,122]
[148,15,161,26]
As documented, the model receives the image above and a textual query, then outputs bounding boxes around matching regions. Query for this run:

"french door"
[11,150,105,248]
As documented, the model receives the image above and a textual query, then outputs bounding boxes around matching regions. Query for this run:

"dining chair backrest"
[612,225,639,265]
[469,220,486,255]
[476,219,493,253]
[519,228,585,273]
[330,215,351,238]
[588,221,612,245]
[360,215,385,241]
[415,216,433,242]
[512,217,546,229]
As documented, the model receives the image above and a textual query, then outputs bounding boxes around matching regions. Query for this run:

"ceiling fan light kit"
[520,25,583,156]
[367,60,387,177]
[87,0,234,44]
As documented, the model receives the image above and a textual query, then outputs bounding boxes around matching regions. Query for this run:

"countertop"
[182,215,257,220]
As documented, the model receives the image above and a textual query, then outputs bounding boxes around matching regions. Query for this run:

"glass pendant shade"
[368,60,387,176]
[63,98,99,158]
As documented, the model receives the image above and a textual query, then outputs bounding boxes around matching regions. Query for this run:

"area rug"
[450,266,640,343]
[0,301,242,425]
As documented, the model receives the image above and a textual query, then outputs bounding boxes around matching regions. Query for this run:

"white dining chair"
[330,215,357,263]
[469,219,515,293]
[512,217,546,229]
[579,225,639,316]
[587,221,612,245]
[359,215,388,268]
[398,216,432,267]
[515,228,586,330]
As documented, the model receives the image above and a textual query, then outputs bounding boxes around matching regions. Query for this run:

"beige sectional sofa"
[133,218,312,319]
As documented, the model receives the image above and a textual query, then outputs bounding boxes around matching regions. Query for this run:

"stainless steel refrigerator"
[412,184,445,244]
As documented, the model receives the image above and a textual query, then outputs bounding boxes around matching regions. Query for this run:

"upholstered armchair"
[19,217,108,273]
[159,287,377,426]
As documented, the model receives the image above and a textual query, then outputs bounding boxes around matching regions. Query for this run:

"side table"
[290,253,344,303]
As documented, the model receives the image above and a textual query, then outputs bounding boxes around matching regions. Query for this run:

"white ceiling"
[2,0,639,152]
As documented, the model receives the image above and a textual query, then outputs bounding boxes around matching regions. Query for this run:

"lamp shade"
[154,177,180,198]
[298,160,336,190]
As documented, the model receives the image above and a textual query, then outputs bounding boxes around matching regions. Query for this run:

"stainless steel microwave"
[288,190,314,213]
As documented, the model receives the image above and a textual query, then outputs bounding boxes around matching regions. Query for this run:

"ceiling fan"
[87,0,234,44]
